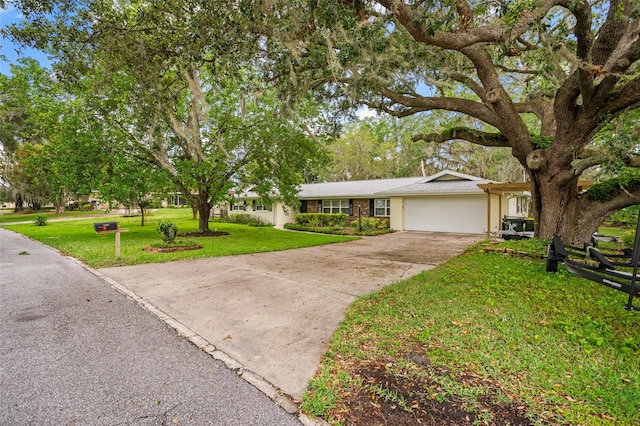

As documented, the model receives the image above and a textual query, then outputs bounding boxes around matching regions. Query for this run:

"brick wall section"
[303,198,390,224]
[348,198,391,226]
[350,198,372,219]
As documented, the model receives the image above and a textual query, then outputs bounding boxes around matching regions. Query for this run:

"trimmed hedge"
[349,217,388,232]
[284,223,349,235]
[295,213,347,227]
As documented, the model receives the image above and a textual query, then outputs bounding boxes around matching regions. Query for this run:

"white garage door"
[404,195,486,234]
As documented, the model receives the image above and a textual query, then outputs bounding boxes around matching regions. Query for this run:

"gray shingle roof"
[375,178,493,196]
[239,170,496,199]
[298,177,424,199]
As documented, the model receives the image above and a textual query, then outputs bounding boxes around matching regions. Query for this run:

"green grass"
[302,243,640,425]
[2,208,357,268]
[0,209,108,223]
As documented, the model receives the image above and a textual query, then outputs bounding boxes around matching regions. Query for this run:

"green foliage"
[621,230,636,247]
[223,213,272,227]
[149,239,198,249]
[349,216,388,232]
[305,248,640,424]
[587,170,640,202]
[531,134,553,149]
[284,222,349,235]
[156,220,178,244]
[33,215,47,226]
[7,208,356,268]
[296,213,347,227]
[607,205,640,225]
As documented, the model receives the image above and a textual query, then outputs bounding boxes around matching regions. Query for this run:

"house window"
[254,200,272,211]
[232,200,246,211]
[322,199,349,214]
[374,199,391,216]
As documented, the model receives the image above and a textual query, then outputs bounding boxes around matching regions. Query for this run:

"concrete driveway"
[97,231,482,404]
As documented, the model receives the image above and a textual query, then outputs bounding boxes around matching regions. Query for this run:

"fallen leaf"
[224,335,232,340]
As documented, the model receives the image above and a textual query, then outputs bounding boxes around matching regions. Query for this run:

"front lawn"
[302,244,640,425]
[3,209,357,268]
[0,209,108,224]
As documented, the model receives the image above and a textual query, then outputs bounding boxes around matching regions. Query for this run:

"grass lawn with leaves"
[3,209,357,268]
[302,242,640,425]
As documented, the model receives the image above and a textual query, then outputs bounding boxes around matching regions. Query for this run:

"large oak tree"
[6,0,640,242]
[257,0,640,244]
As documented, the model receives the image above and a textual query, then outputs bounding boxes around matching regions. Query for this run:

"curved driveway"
[97,231,482,404]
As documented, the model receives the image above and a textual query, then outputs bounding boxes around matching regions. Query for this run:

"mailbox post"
[94,222,128,259]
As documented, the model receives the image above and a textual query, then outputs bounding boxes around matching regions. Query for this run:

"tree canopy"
[3,0,329,231]
[253,0,640,243]
[4,0,640,242]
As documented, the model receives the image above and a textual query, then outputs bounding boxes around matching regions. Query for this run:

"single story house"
[232,170,518,235]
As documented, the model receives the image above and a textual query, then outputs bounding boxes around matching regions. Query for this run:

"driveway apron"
[97,231,482,402]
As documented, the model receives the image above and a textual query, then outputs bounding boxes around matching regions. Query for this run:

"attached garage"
[403,195,488,233]
[380,170,498,235]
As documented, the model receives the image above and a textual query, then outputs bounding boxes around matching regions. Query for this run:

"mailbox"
[94,222,119,233]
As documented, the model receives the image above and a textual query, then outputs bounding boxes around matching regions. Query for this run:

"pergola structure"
[476,181,595,237]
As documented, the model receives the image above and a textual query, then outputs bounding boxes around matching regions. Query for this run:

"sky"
[0,4,51,75]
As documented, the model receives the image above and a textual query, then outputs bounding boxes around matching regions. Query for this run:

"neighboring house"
[233,170,508,235]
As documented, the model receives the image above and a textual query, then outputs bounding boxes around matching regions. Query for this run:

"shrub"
[33,215,47,226]
[296,213,347,227]
[284,223,348,235]
[621,229,637,247]
[223,213,272,226]
[608,205,640,226]
[349,217,388,232]
[157,220,178,244]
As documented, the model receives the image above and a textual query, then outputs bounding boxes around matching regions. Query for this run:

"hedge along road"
[0,228,301,426]
[96,231,483,406]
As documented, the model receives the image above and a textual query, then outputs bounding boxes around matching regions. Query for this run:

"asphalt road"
[0,228,301,426]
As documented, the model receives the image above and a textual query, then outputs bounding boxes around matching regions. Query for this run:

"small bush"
[284,223,349,235]
[296,213,347,227]
[33,215,47,226]
[621,229,637,247]
[349,217,388,232]
[157,220,178,244]
[223,213,272,226]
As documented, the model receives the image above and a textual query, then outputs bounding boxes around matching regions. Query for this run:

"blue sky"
[0,5,51,75]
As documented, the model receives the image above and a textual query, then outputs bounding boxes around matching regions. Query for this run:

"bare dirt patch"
[332,357,532,426]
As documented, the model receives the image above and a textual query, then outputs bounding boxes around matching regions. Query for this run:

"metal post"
[625,209,640,310]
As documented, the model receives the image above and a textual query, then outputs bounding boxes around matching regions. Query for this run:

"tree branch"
[443,70,486,99]
[557,0,593,61]
[374,0,561,50]
[379,86,501,128]
[601,76,640,115]
[590,0,636,65]
[412,128,511,148]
